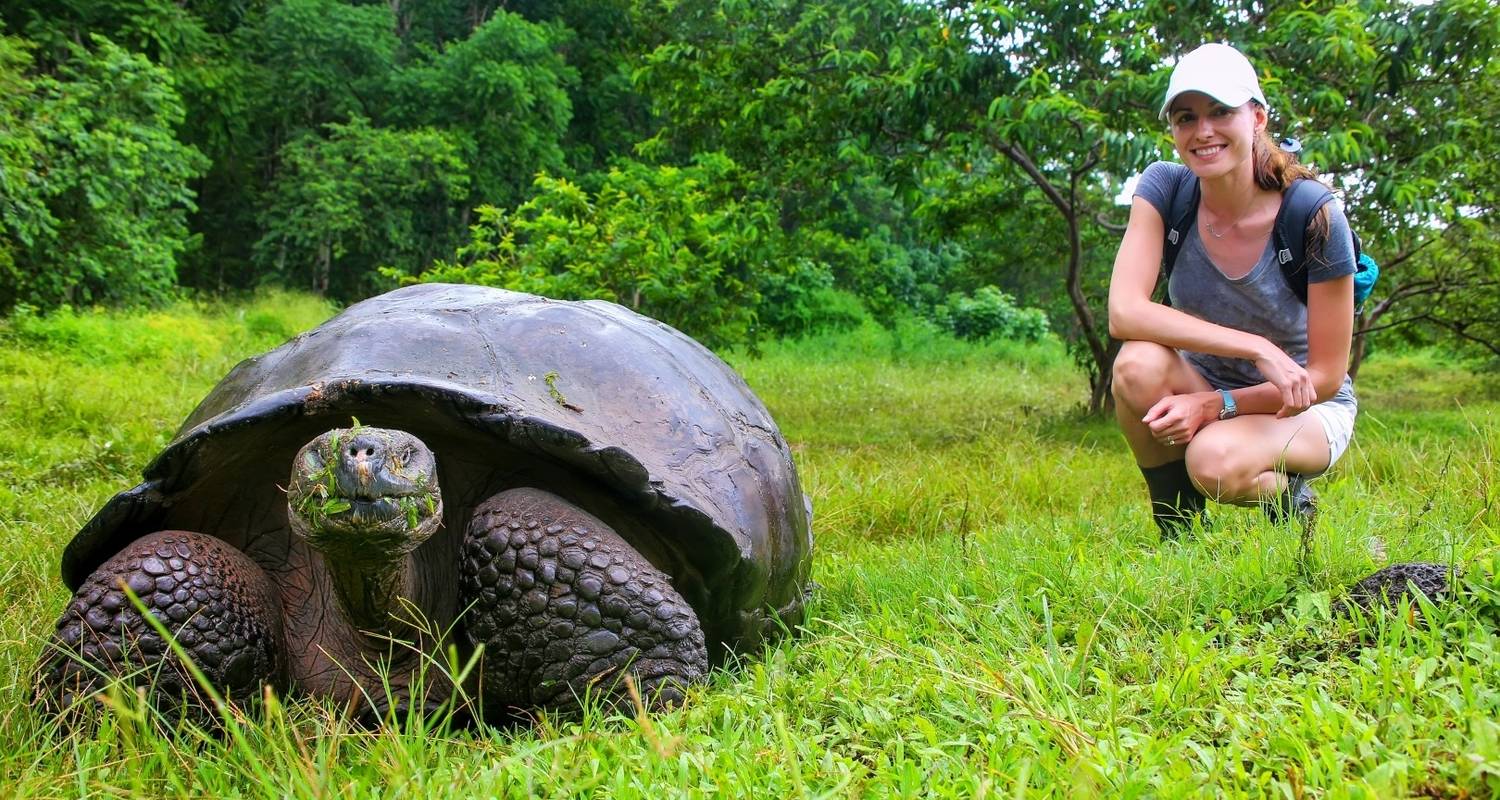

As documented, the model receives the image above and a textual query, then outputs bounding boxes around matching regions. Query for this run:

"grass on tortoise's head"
[3,297,1499,797]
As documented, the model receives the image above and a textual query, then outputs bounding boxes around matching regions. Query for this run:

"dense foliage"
[413,154,823,348]
[1,0,1496,403]
[0,35,207,309]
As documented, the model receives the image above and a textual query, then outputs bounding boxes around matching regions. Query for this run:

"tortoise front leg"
[460,488,708,715]
[36,531,285,721]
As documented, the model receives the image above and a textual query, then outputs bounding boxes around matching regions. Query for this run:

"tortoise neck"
[323,553,419,636]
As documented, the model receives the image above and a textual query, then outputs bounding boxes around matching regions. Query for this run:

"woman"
[1107,43,1358,538]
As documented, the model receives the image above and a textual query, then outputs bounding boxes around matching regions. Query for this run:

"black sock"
[1140,460,1208,539]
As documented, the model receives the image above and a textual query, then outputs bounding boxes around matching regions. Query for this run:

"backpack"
[1160,169,1379,310]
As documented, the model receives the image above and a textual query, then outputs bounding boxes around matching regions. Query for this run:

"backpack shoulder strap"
[1161,168,1200,282]
[1160,167,1200,306]
[1273,178,1336,304]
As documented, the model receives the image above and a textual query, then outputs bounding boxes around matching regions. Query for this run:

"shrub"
[408,154,817,349]
[932,285,1050,342]
[757,271,871,339]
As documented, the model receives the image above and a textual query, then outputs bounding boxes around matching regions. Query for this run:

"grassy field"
[1,294,1498,798]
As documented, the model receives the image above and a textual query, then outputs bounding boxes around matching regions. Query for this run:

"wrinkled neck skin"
[320,550,420,638]
[287,510,431,643]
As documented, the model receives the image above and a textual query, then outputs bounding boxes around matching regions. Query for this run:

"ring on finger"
[1166,435,1175,446]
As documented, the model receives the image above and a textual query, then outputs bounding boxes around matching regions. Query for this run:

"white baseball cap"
[1159,43,1268,119]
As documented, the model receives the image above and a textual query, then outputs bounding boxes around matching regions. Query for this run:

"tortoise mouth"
[293,486,441,528]
[321,495,415,529]
[291,489,443,556]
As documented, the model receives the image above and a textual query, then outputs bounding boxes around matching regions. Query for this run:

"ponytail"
[1251,128,1317,191]
[1252,126,1332,263]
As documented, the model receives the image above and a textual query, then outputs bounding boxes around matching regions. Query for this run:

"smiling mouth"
[1193,145,1225,157]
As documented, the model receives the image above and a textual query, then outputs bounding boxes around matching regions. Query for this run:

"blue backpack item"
[1160,169,1379,310]
[1353,251,1379,309]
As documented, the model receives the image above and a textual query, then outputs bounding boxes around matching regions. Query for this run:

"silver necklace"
[1205,200,1260,240]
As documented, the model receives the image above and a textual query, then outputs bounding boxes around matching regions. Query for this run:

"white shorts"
[1306,398,1357,475]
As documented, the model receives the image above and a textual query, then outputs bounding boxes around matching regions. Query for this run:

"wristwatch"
[1217,389,1238,421]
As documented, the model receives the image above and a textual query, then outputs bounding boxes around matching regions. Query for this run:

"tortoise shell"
[61,283,812,657]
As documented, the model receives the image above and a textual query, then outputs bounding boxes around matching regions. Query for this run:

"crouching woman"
[1107,43,1358,538]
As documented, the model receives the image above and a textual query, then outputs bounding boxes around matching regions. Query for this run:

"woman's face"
[1167,92,1266,180]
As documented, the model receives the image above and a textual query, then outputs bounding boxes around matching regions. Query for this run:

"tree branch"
[1431,320,1500,358]
[1376,234,1441,272]
[1094,212,1126,234]
[987,134,1071,217]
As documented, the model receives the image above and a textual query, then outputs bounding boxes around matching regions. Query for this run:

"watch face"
[1218,390,1234,419]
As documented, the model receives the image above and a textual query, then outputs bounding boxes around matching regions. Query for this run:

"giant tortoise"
[37,283,813,721]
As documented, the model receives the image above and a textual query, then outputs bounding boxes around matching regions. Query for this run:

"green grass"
[2,296,1498,797]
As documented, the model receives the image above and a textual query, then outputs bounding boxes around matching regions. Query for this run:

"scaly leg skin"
[461,488,708,716]
[36,530,285,724]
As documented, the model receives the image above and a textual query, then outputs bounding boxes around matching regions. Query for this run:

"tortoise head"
[286,426,444,561]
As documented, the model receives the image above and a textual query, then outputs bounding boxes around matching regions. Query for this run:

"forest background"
[1,0,1497,409]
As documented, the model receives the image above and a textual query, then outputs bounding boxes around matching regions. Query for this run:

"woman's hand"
[1143,391,1218,447]
[1252,342,1316,417]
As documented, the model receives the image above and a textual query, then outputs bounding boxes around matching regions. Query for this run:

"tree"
[255,118,469,296]
[632,0,1149,408]
[250,0,397,135]
[961,1,1164,412]
[0,36,49,301]
[196,0,576,297]
[1282,0,1500,372]
[0,35,207,311]
[507,0,654,171]
[630,0,992,328]
[388,9,576,210]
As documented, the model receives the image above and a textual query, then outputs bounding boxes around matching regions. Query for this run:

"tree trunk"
[316,240,332,295]
[1090,339,1122,413]
[1350,289,1403,380]
[992,136,1114,414]
[1349,310,1372,380]
[1062,204,1113,415]
[389,0,411,40]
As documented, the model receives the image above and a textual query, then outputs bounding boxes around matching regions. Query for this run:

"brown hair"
[1251,127,1332,262]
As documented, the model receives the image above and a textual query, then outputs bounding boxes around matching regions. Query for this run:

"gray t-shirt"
[1134,161,1357,409]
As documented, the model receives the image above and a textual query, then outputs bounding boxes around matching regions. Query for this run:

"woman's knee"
[1112,341,1177,406]
[1185,430,1256,499]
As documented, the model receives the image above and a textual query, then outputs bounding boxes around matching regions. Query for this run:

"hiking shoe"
[1264,472,1318,530]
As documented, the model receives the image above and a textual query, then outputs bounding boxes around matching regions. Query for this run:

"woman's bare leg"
[1184,414,1331,505]
[1111,341,1213,466]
